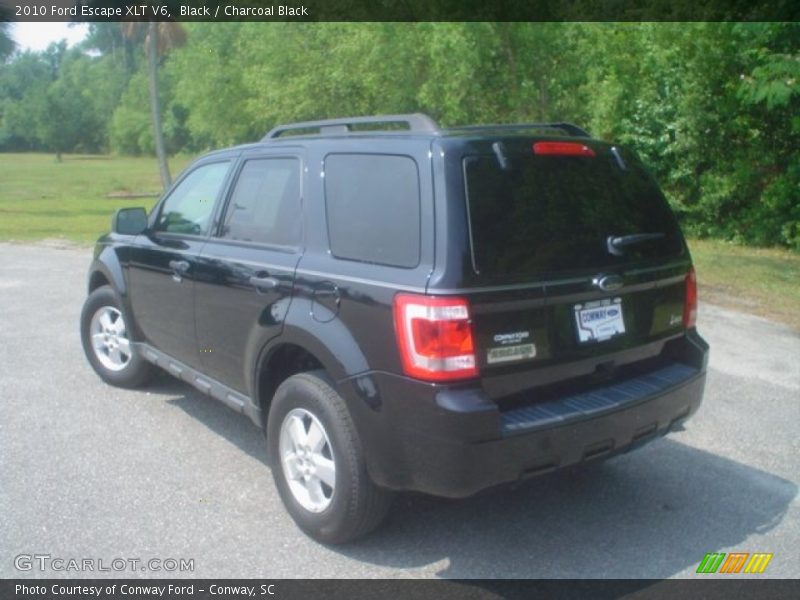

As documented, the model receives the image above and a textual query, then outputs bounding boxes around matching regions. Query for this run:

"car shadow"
[352,443,796,579]
[151,375,796,579]
[149,373,271,466]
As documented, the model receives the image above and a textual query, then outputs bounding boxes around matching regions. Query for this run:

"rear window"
[463,147,684,277]
[325,153,420,268]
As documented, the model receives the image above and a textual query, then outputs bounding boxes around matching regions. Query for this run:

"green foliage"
[0,22,15,61]
[108,72,155,155]
[1,50,49,149]
[167,23,255,148]
[108,70,187,155]
[0,41,129,155]
[737,23,800,110]
[0,23,798,248]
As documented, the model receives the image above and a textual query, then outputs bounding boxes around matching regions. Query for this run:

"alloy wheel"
[278,408,336,513]
[89,306,132,372]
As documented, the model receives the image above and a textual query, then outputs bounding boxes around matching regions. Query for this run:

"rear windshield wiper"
[607,232,665,256]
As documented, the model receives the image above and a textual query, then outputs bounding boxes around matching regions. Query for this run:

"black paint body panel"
[87,128,709,497]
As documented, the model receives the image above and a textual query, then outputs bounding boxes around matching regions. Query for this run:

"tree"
[2,22,796,248]
[122,22,185,188]
[168,23,253,148]
[1,52,50,151]
[0,22,15,62]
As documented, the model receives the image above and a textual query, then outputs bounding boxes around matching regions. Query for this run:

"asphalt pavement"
[1,242,798,579]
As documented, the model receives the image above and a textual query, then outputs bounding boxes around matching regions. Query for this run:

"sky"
[12,22,90,52]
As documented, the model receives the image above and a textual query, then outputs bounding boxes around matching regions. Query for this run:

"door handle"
[249,275,280,291]
[169,260,190,274]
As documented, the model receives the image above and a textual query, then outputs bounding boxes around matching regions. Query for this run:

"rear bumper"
[340,330,709,498]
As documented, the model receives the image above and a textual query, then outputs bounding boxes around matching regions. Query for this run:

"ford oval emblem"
[593,274,624,292]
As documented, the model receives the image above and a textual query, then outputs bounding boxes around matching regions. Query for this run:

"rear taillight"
[684,267,698,329]
[532,141,596,157]
[393,294,478,382]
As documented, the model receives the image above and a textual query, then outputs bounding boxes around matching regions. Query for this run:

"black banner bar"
[3,579,800,600]
[3,0,799,23]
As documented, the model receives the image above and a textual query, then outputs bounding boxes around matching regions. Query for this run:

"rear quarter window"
[324,153,421,268]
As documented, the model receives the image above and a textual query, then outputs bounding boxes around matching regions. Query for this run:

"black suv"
[81,114,708,543]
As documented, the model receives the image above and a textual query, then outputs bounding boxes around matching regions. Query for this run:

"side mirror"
[112,207,148,235]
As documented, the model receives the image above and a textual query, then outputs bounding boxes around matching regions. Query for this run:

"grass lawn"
[0,152,193,243]
[688,238,800,330]
[1,153,798,329]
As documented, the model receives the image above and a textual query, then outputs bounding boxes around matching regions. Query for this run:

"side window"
[221,158,301,247]
[155,161,231,235]
[324,154,420,268]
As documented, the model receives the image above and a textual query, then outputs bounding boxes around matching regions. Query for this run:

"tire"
[267,370,393,544]
[80,285,155,388]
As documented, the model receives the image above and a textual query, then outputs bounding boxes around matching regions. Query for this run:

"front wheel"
[80,285,154,388]
[267,371,392,543]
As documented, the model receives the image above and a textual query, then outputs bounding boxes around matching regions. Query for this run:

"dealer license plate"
[574,297,625,343]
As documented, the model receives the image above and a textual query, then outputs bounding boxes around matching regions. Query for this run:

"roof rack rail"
[446,122,590,138]
[263,113,440,141]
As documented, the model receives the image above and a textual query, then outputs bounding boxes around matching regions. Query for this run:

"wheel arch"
[88,246,127,297]
[252,298,372,429]
[254,341,329,430]
[88,270,111,293]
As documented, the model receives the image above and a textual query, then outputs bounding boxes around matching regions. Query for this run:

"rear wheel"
[267,371,392,543]
[80,286,154,388]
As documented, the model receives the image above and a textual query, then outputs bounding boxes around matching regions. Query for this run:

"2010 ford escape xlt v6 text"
[80,114,709,543]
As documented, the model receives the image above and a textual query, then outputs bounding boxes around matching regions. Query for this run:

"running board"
[135,343,262,428]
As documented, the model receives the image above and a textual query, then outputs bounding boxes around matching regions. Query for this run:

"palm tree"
[122,22,185,189]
